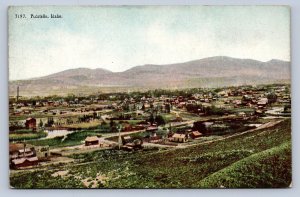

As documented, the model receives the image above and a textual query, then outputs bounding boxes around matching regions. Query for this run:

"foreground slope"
[198,141,291,188]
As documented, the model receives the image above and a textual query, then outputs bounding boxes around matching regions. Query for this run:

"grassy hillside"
[10,119,291,189]
[198,141,291,188]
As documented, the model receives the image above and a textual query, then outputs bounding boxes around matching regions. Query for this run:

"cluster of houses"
[119,124,204,147]
[10,85,291,124]
[9,143,50,169]
[9,84,291,166]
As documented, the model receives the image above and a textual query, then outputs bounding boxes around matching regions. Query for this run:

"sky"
[8,6,290,80]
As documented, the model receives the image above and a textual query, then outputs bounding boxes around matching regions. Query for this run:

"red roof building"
[25,118,36,130]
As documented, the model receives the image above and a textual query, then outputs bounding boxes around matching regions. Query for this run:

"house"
[233,100,242,105]
[25,118,36,130]
[9,143,25,160]
[171,133,187,143]
[149,136,161,142]
[35,146,50,158]
[122,137,143,151]
[133,125,145,130]
[18,148,35,158]
[9,143,36,160]
[11,156,39,168]
[47,101,54,106]
[237,112,246,117]
[255,110,264,115]
[189,131,202,139]
[122,136,132,144]
[85,136,99,146]
[257,98,268,107]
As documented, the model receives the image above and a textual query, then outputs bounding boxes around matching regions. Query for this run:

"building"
[35,146,50,158]
[9,143,39,169]
[257,98,268,107]
[85,136,99,146]
[9,143,36,160]
[25,118,36,130]
[18,148,35,158]
[171,133,187,143]
[9,143,25,160]
[11,157,39,168]
[122,136,132,144]
[121,137,143,151]
[189,131,203,139]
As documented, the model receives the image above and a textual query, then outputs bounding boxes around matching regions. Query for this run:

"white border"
[1,1,299,196]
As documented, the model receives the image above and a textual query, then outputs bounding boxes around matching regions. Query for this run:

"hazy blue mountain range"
[9,56,290,96]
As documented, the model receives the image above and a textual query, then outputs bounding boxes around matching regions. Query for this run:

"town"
[9,83,291,188]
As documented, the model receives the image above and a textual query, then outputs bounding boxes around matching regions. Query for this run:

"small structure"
[9,143,25,160]
[85,136,99,146]
[11,156,39,168]
[257,98,268,107]
[121,137,143,151]
[18,148,35,158]
[25,118,36,130]
[9,143,36,160]
[255,110,264,115]
[189,131,203,139]
[237,112,246,117]
[122,136,132,144]
[171,133,187,143]
[35,146,50,158]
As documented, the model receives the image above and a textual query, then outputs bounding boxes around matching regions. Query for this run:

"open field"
[27,130,103,148]
[9,131,47,141]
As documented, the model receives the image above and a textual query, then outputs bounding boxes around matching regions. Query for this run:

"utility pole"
[118,125,122,150]
[17,86,20,103]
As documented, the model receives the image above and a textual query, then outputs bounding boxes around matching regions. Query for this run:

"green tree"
[165,103,171,113]
[267,92,278,105]
[39,119,43,128]
[155,115,166,126]
[110,119,117,132]
[149,113,155,125]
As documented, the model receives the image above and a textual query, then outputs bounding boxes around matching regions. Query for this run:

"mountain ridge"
[9,56,290,96]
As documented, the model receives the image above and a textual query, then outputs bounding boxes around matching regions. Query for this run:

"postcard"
[8,6,291,189]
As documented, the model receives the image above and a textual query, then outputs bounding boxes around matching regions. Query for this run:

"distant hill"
[9,56,290,96]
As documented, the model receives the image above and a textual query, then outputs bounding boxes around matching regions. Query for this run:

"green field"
[10,119,291,188]
[27,130,102,147]
[9,131,47,141]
